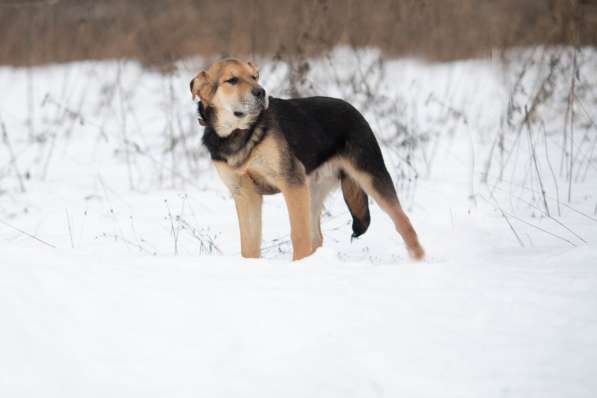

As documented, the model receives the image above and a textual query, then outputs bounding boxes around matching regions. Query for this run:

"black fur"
[269,97,389,178]
[197,101,212,127]
[200,105,267,163]
[351,211,371,239]
[340,171,371,239]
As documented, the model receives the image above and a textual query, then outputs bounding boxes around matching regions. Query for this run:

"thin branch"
[65,208,74,249]
[492,184,586,244]
[494,205,578,247]
[540,121,561,216]
[0,218,56,249]
[164,199,179,256]
[97,233,156,255]
[481,193,525,247]
[567,49,577,203]
[524,112,550,216]
[1,119,26,193]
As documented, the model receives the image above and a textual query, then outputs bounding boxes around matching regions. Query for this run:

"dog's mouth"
[233,98,267,119]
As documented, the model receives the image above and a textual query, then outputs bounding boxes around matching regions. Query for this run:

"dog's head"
[190,58,268,137]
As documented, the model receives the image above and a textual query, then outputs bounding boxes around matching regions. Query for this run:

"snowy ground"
[1,48,596,397]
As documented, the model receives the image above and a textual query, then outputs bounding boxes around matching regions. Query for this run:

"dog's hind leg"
[309,189,325,251]
[340,158,424,260]
[340,173,371,239]
[308,175,339,250]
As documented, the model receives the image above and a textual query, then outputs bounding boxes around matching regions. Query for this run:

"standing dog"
[190,58,424,261]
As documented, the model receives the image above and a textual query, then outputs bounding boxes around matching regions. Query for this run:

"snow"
[2,244,596,397]
[1,48,596,397]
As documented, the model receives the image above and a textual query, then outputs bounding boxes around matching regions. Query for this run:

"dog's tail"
[340,173,371,239]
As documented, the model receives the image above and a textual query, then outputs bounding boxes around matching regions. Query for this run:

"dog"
[190,58,424,261]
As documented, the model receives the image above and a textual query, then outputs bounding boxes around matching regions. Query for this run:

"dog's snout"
[251,86,265,99]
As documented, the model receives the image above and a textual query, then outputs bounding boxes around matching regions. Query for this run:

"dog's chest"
[216,135,283,194]
[243,136,283,190]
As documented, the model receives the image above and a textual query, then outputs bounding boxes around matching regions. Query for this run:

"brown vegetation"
[0,0,596,67]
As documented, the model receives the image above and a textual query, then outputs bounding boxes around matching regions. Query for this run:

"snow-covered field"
[1,47,596,397]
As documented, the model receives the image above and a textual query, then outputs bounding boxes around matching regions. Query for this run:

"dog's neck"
[199,102,268,168]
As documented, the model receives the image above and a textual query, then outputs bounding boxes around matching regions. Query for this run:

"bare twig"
[178,217,222,255]
[524,112,550,216]
[164,199,179,255]
[482,191,577,247]
[540,121,561,216]
[65,209,74,248]
[0,218,56,249]
[567,49,578,202]
[491,184,586,244]
[1,119,26,193]
[482,168,597,223]
[116,61,135,190]
[481,193,525,247]
[97,232,157,255]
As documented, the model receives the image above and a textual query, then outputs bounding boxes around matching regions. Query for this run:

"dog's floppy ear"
[247,61,259,80]
[190,71,214,101]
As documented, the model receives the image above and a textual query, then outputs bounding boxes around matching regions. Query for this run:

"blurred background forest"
[1,0,596,67]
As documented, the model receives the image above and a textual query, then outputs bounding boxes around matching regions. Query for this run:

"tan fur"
[212,132,314,260]
[213,163,262,258]
[280,183,314,260]
[337,158,425,260]
[308,162,341,250]
[192,59,264,137]
[191,59,257,101]
[212,134,283,191]
[341,175,369,224]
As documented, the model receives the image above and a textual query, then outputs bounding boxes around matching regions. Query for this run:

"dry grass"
[1,0,596,68]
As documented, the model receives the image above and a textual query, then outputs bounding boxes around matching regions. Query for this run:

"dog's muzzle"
[251,85,268,109]
[251,86,265,100]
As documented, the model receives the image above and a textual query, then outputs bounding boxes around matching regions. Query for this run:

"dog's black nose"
[251,86,265,99]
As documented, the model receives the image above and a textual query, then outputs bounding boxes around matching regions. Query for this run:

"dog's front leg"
[281,183,313,261]
[233,179,263,259]
[214,162,263,258]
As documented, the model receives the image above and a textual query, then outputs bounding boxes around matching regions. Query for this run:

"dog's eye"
[225,77,239,85]
[251,75,257,81]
